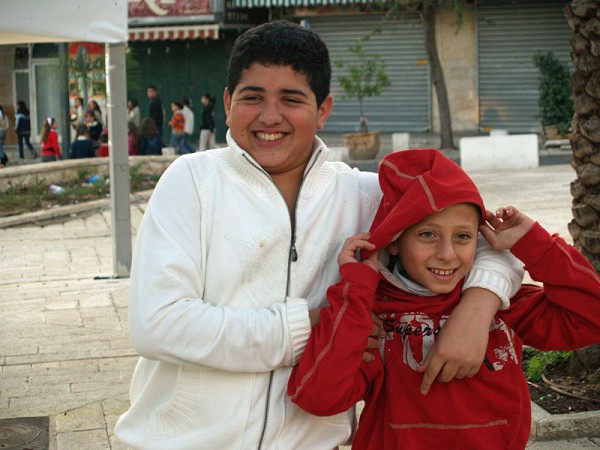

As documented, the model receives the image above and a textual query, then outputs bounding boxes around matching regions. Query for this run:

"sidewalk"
[1,162,599,449]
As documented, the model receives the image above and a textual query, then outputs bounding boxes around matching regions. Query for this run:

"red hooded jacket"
[288,149,600,450]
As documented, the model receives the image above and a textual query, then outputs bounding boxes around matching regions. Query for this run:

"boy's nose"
[259,101,283,125]
[435,240,456,261]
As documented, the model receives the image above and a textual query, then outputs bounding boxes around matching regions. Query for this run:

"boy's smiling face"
[224,63,333,178]
[389,203,480,294]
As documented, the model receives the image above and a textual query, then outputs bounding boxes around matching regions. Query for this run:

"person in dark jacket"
[69,125,95,159]
[198,93,216,152]
[15,100,37,160]
[147,85,164,138]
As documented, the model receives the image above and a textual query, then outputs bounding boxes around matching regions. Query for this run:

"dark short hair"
[76,125,89,136]
[147,85,158,91]
[181,97,190,107]
[227,20,331,106]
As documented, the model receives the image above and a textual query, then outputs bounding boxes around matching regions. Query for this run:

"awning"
[128,24,219,42]
[232,0,376,7]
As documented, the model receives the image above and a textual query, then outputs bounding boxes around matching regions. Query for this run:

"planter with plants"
[533,51,574,140]
[336,41,390,160]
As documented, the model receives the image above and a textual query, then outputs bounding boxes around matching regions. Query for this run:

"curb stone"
[0,190,153,229]
[531,402,600,442]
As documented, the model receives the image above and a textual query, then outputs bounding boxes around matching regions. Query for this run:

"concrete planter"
[344,131,381,160]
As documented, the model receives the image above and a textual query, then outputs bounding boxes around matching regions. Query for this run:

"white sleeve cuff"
[285,297,312,365]
[463,268,513,310]
[464,235,525,310]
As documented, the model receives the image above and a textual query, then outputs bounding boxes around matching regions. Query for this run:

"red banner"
[128,0,211,17]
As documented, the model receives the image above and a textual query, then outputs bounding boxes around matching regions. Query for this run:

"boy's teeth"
[430,268,454,276]
[256,132,284,141]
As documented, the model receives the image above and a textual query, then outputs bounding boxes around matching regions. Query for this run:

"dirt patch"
[527,362,600,414]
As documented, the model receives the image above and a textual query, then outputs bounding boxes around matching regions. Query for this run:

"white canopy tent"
[1,0,132,277]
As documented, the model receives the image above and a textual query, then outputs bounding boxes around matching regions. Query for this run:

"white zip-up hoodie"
[115,133,522,449]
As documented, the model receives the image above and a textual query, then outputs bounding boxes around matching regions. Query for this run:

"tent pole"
[105,42,132,277]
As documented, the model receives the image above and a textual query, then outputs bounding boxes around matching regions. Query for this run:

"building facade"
[0,0,572,148]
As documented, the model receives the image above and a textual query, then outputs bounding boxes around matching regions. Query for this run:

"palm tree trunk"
[566,0,600,374]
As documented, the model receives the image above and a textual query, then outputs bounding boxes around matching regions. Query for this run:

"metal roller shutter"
[478,0,572,133]
[306,13,431,133]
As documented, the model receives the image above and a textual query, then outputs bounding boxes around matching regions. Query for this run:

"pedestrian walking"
[15,100,37,160]
[198,93,216,151]
[147,85,164,138]
[181,97,196,152]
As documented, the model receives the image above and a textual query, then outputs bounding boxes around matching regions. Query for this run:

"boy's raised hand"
[479,206,535,251]
[337,233,379,272]
[336,233,383,363]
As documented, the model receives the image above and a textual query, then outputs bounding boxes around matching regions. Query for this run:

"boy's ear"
[388,240,400,256]
[223,87,231,126]
[317,95,334,130]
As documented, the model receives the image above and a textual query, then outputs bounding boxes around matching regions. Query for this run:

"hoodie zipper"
[242,150,321,449]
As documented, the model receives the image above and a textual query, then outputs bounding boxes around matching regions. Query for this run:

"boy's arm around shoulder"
[501,221,600,350]
[288,262,382,416]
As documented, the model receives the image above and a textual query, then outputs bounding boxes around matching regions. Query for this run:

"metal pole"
[105,42,131,277]
[58,43,71,155]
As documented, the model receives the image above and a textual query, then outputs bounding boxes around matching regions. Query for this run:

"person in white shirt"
[127,98,141,129]
[114,20,522,450]
[180,97,196,153]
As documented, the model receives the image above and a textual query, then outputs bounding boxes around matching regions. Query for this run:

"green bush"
[533,52,574,135]
[522,348,573,382]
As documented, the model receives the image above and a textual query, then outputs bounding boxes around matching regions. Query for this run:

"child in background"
[69,125,95,159]
[85,110,102,153]
[40,117,61,162]
[168,101,189,154]
[288,149,600,450]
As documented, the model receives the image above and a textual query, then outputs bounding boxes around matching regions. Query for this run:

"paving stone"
[55,402,106,434]
[56,428,109,450]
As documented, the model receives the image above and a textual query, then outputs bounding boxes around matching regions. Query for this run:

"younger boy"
[288,149,600,450]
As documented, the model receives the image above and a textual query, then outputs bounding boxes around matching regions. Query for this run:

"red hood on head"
[363,149,485,258]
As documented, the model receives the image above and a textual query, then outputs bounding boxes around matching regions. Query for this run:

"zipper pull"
[290,240,298,262]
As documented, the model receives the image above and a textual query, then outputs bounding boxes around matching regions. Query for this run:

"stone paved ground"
[1,163,599,449]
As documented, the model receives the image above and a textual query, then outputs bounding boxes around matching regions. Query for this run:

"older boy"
[288,149,600,449]
[115,22,522,449]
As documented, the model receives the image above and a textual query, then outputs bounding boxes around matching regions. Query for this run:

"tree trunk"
[422,0,454,150]
[566,0,600,375]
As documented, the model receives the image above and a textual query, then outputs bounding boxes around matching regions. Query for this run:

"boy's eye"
[456,233,472,241]
[418,231,434,239]
[239,94,261,102]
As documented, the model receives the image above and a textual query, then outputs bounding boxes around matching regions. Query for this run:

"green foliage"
[523,348,573,382]
[336,42,391,133]
[533,52,574,134]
